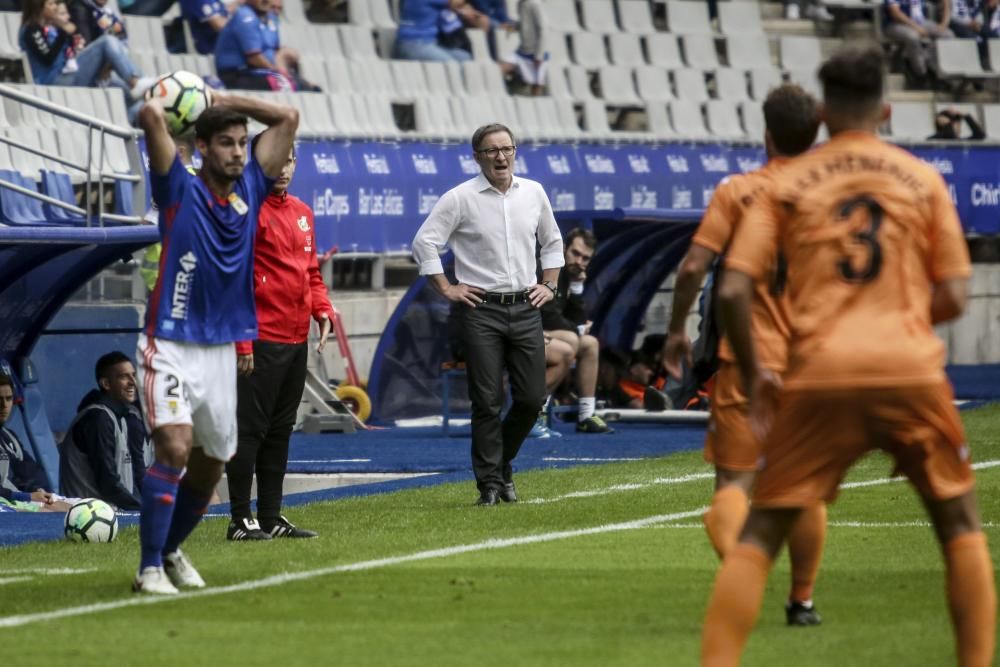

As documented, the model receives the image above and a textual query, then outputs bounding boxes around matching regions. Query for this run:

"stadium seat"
[566,65,599,100]
[495,29,519,61]
[350,0,397,29]
[779,35,823,72]
[39,170,83,223]
[443,61,466,95]
[717,2,765,35]
[553,99,585,139]
[423,62,455,96]
[299,54,333,90]
[546,65,576,100]
[936,39,999,80]
[414,97,465,140]
[467,29,493,62]
[646,102,679,139]
[618,0,657,35]
[581,0,621,32]
[888,101,935,140]
[988,39,1000,71]
[665,1,713,34]
[740,100,765,140]
[327,94,368,138]
[608,33,647,66]
[644,33,684,68]
[726,33,773,70]
[668,99,712,140]
[0,12,22,59]
[536,96,581,140]
[570,31,610,69]
[581,99,618,139]
[339,25,380,61]
[785,68,822,97]
[713,68,750,101]
[357,95,401,139]
[672,68,710,102]
[597,65,643,105]
[390,60,430,100]
[934,102,983,139]
[546,31,573,64]
[680,33,721,70]
[280,0,308,24]
[4,126,47,179]
[541,0,583,32]
[351,59,395,95]
[0,169,47,225]
[634,65,675,101]
[981,103,1000,138]
[0,141,14,173]
[748,66,783,100]
[126,16,168,54]
[513,96,545,141]
[461,61,508,97]
[705,100,746,140]
[299,92,338,136]
[307,24,347,57]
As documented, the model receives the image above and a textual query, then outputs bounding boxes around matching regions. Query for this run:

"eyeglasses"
[476,146,516,158]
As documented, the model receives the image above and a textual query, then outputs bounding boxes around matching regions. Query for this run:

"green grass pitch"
[1,405,998,666]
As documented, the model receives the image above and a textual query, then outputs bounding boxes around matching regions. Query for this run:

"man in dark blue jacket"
[59,352,152,510]
[0,373,56,506]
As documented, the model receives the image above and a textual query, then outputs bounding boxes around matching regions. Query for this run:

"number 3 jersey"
[145,155,274,344]
[692,158,793,372]
[726,130,972,390]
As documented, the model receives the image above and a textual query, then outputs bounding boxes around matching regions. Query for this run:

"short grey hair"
[471,123,516,152]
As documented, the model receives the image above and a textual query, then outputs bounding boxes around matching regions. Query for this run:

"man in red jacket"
[226,145,335,541]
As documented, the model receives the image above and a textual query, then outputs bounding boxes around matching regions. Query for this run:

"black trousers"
[228,340,308,522]
[460,301,546,492]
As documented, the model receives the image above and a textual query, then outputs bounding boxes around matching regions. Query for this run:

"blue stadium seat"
[39,170,84,224]
[0,170,48,226]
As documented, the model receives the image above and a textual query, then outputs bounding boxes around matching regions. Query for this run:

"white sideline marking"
[0,568,96,576]
[523,471,715,505]
[0,508,707,630]
[0,577,33,586]
[542,457,643,463]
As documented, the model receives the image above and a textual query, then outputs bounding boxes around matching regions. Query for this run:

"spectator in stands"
[180,0,230,56]
[59,352,151,511]
[471,0,515,58]
[69,0,127,45]
[540,228,614,434]
[19,0,154,122]
[500,0,547,96]
[437,6,474,58]
[394,0,473,62]
[412,123,563,505]
[928,107,986,140]
[883,0,953,87]
[214,0,319,92]
[947,0,981,36]
[0,373,59,508]
[227,144,333,541]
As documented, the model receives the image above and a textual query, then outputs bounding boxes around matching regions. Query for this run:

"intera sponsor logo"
[671,186,692,209]
[585,154,616,174]
[312,189,350,218]
[925,157,954,175]
[593,186,615,210]
[459,154,480,175]
[547,155,572,175]
[418,190,441,215]
[666,154,689,173]
[737,156,762,173]
[170,251,197,320]
[700,154,729,173]
[412,154,438,175]
[363,153,391,175]
[628,154,651,174]
[312,153,341,174]
[971,182,1000,206]
[630,185,657,209]
[358,188,404,216]
[553,191,577,211]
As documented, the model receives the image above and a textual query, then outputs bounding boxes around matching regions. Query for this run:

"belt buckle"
[501,293,514,305]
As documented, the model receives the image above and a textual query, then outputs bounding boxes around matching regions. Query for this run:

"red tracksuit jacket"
[236,191,334,355]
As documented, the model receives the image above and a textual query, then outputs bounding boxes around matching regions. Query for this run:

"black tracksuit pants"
[228,340,308,523]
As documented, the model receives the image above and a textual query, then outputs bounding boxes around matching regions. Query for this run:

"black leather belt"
[482,291,530,305]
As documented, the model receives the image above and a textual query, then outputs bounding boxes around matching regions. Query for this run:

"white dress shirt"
[412,173,565,292]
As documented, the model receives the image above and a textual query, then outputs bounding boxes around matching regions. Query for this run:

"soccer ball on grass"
[144,70,211,137]
[64,498,118,543]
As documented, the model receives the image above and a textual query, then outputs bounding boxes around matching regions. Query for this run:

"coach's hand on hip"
[529,281,556,308]
[443,283,487,307]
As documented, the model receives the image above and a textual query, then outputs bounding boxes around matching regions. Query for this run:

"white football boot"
[133,566,179,595]
[163,549,207,589]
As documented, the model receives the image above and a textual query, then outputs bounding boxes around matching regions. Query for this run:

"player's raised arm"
[210,90,299,179]
[138,97,179,177]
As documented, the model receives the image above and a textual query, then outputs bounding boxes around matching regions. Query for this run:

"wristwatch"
[543,281,557,294]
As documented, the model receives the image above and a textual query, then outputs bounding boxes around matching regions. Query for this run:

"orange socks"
[703,486,750,559]
[701,543,772,667]
[944,532,996,667]
[787,503,827,603]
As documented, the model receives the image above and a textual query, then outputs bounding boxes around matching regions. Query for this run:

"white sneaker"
[129,76,158,101]
[805,4,835,20]
[784,3,801,19]
[132,566,179,595]
[163,549,207,589]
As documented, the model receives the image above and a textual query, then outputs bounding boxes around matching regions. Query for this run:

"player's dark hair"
[818,43,885,118]
[565,227,597,250]
[763,84,819,157]
[0,373,12,391]
[195,107,249,144]
[472,123,516,152]
[95,351,132,386]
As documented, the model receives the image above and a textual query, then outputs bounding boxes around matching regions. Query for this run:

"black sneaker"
[785,600,822,626]
[576,415,614,433]
[262,515,319,539]
[500,481,517,503]
[226,517,272,541]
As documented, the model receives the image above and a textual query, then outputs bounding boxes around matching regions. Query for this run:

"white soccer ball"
[64,498,118,543]
[145,70,211,137]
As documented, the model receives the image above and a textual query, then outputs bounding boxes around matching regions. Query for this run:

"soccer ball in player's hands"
[64,498,118,543]
[144,70,211,138]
